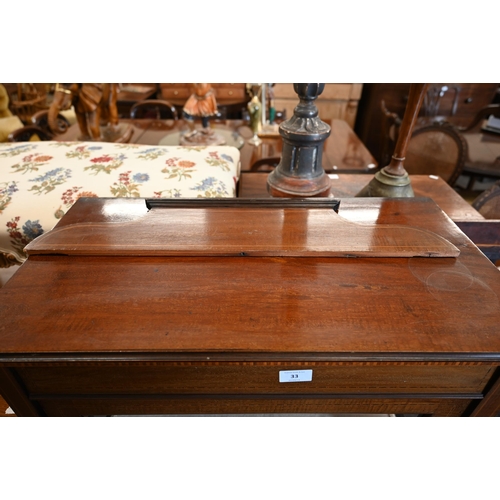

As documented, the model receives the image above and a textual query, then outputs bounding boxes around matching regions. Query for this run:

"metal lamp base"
[267,168,331,198]
[355,167,414,198]
[266,84,331,199]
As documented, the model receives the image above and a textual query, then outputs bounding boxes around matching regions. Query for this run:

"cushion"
[0,141,240,264]
[0,116,24,142]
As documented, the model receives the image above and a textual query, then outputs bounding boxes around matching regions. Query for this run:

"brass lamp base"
[355,167,414,198]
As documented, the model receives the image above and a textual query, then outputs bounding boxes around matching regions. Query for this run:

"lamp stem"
[385,83,429,176]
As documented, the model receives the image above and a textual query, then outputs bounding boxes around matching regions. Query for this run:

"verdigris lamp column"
[356,83,429,198]
[267,83,331,197]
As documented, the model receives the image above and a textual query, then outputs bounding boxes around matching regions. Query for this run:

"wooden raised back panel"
[25,199,458,258]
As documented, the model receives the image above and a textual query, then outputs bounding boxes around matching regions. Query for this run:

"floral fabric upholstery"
[0,141,240,265]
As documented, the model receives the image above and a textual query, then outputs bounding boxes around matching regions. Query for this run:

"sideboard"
[1,196,499,417]
[159,84,249,119]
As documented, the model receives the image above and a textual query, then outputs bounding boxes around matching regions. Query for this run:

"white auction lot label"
[279,369,313,383]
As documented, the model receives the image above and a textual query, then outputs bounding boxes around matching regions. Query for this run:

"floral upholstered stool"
[0,141,240,286]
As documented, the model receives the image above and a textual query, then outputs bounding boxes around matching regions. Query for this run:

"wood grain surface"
[1,197,497,356]
[25,199,459,258]
[1,196,500,416]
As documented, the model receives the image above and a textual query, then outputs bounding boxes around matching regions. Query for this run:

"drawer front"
[39,396,474,417]
[160,86,191,100]
[160,84,247,102]
[213,86,247,101]
[18,363,493,396]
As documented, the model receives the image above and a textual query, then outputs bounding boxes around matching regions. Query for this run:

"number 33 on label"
[279,370,313,383]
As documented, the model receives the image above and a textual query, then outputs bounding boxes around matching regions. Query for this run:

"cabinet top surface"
[1,197,500,359]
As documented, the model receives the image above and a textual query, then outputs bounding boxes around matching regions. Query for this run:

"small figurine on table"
[180,83,226,146]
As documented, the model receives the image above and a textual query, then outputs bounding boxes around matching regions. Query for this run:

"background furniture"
[55,118,377,174]
[459,104,500,190]
[7,125,53,142]
[404,123,467,185]
[355,83,499,164]
[356,83,428,198]
[159,84,250,119]
[272,83,363,129]
[459,182,500,263]
[472,180,500,218]
[459,103,500,132]
[0,116,24,143]
[0,85,24,143]
[1,196,500,417]
[0,85,12,119]
[249,156,281,172]
[31,110,70,137]
[397,122,468,185]
[130,100,178,120]
[116,84,158,117]
[7,84,48,124]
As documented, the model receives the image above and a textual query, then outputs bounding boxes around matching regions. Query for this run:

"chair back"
[461,104,500,132]
[130,100,178,120]
[8,125,53,142]
[404,122,468,185]
[250,156,281,172]
[9,84,48,124]
[31,110,70,136]
[380,100,469,185]
[472,181,500,219]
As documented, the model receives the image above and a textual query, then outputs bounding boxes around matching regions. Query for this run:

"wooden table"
[1,197,500,417]
[56,118,377,173]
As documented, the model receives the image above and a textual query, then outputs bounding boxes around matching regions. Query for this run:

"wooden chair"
[250,156,281,172]
[8,84,48,124]
[380,101,468,186]
[213,106,227,120]
[459,104,500,132]
[471,181,500,266]
[458,104,500,190]
[130,100,178,120]
[8,125,53,142]
[31,110,70,137]
[404,122,468,186]
[472,180,500,219]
